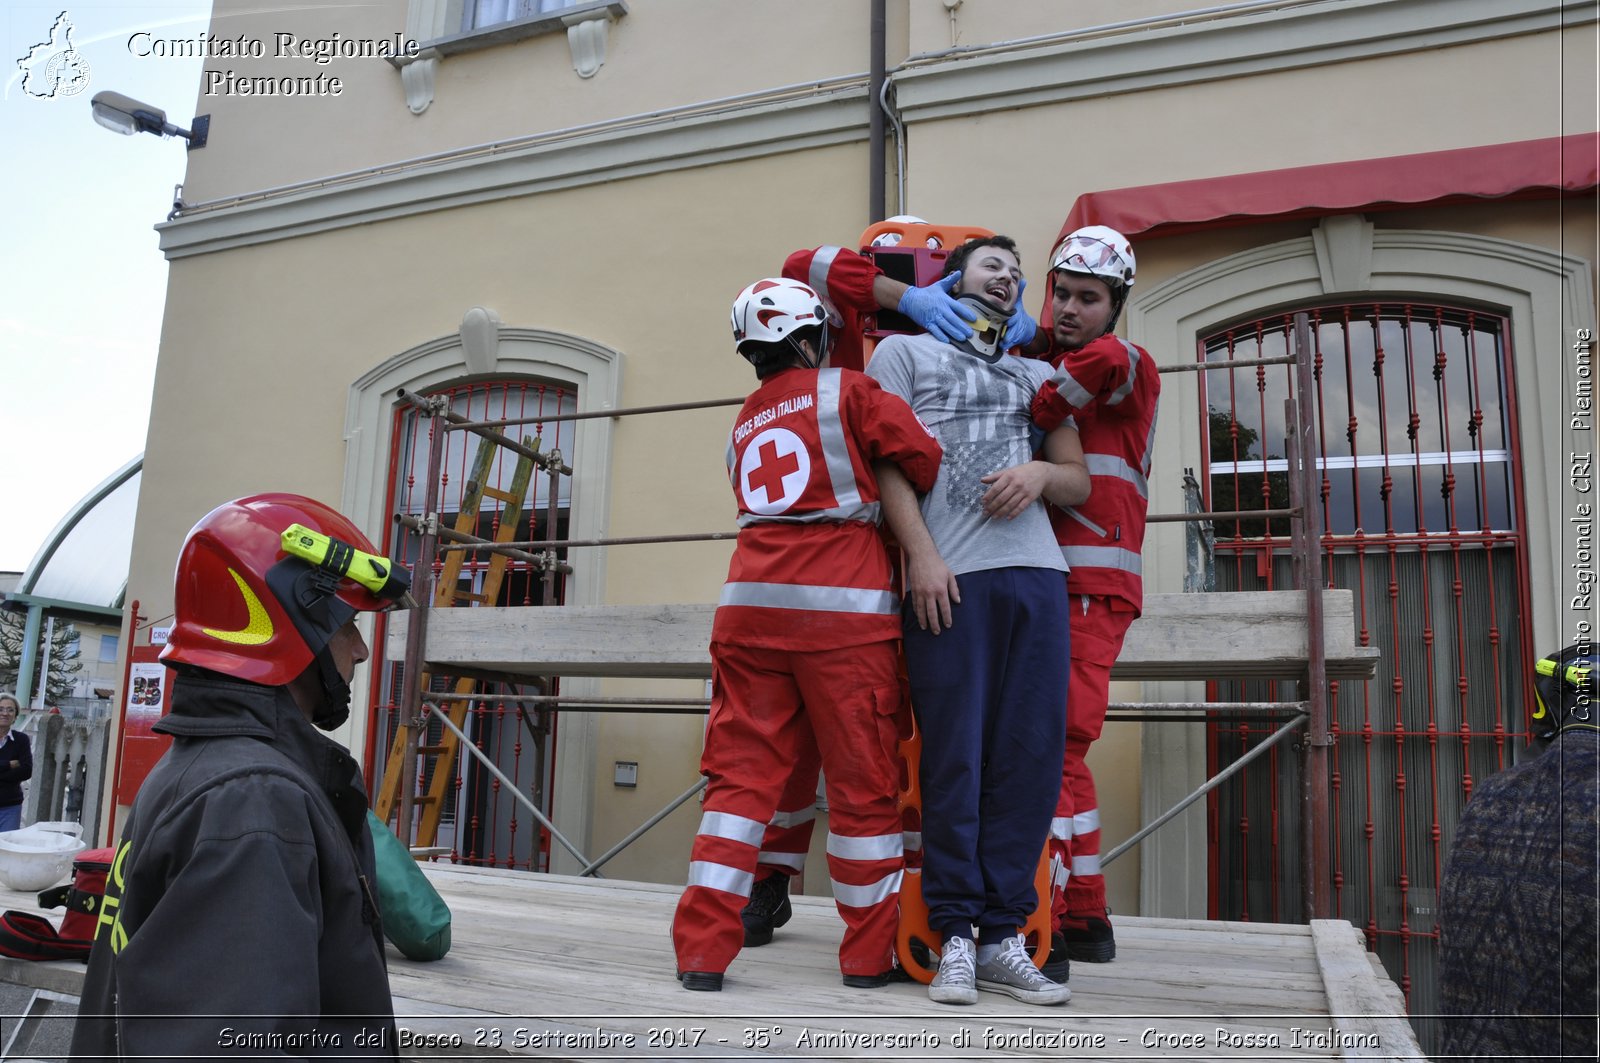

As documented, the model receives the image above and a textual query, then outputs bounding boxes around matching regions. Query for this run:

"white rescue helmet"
[731,277,829,364]
[1050,225,1136,291]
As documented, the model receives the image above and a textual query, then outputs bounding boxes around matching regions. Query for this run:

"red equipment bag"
[0,846,115,962]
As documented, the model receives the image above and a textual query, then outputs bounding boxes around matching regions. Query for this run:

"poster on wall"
[126,662,166,721]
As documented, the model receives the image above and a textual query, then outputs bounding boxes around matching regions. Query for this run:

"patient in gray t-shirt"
[868,235,1089,1007]
[867,331,1067,579]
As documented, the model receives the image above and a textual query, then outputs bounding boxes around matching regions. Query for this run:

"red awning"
[1057,132,1600,244]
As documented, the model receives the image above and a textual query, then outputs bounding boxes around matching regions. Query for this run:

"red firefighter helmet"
[160,493,410,686]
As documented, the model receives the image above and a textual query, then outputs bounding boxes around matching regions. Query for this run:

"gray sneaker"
[928,936,978,1005]
[976,935,1072,1005]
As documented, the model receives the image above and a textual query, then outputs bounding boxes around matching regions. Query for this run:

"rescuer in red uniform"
[671,277,944,991]
[1028,225,1161,977]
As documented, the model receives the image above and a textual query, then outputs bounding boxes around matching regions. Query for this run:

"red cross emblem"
[740,427,810,515]
[748,440,800,501]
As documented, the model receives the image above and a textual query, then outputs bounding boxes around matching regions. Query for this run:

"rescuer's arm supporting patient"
[871,273,912,311]
[979,422,1091,521]
[875,460,959,635]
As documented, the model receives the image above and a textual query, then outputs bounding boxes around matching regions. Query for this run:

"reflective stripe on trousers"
[719,581,897,615]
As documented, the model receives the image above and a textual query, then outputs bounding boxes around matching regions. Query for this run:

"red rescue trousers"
[673,640,907,978]
[1050,594,1137,923]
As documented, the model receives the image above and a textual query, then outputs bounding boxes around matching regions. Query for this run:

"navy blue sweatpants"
[903,566,1070,940]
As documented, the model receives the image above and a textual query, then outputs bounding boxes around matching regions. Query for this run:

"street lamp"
[90,91,209,150]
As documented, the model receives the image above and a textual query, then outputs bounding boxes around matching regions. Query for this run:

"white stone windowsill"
[394,1,626,111]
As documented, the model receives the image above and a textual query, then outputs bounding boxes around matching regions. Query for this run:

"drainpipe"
[868,0,886,223]
[35,616,54,709]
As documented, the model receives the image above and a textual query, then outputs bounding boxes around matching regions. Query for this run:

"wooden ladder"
[374,432,539,847]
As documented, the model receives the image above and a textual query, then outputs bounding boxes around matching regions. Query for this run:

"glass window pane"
[466,0,581,31]
[1202,304,1513,541]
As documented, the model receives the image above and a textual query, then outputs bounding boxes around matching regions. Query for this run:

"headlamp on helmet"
[281,524,415,609]
[1531,643,1598,740]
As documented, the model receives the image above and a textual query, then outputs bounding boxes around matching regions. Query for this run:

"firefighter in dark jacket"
[1437,641,1599,1061]
[72,493,414,1060]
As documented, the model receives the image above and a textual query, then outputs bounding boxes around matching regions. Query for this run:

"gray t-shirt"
[866,332,1068,577]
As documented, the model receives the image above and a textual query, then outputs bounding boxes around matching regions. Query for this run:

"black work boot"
[1059,910,1116,962]
[740,874,793,947]
[676,969,724,991]
[1039,931,1071,983]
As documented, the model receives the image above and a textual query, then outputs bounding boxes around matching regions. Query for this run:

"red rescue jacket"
[713,366,941,650]
[1032,334,1161,613]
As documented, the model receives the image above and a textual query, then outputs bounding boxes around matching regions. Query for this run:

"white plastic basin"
[0,826,88,891]
[29,821,83,839]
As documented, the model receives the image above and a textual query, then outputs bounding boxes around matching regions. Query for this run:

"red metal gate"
[370,380,577,869]
[1199,304,1536,1044]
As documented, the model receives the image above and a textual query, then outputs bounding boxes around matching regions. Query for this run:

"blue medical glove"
[1003,278,1037,350]
[898,272,976,343]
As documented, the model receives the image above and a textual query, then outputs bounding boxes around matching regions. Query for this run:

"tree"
[0,611,83,704]
[1208,408,1291,541]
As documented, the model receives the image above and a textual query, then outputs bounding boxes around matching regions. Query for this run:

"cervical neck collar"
[951,293,1008,362]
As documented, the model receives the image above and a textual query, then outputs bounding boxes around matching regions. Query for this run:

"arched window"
[1200,303,1533,982]
[1131,219,1589,1045]
[375,379,579,870]
[1204,305,1517,541]
[342,323,620,873]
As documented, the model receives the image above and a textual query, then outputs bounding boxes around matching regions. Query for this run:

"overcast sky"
[1,3,210,571]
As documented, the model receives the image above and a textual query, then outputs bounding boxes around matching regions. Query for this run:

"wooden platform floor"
[0,864,1427,1061]
[387,865,1424,1061]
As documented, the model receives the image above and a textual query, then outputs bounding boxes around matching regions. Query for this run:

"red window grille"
[1198,304,1536,1052]
[370,380,578,871]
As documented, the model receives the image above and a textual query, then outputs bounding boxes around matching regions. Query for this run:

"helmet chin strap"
[785,323,830,370]
[1105,288,1129,336]
[310,648,352,731]
[951,293,1008,361]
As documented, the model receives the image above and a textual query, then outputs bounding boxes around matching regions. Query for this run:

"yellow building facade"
[113,0,1597,1029]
